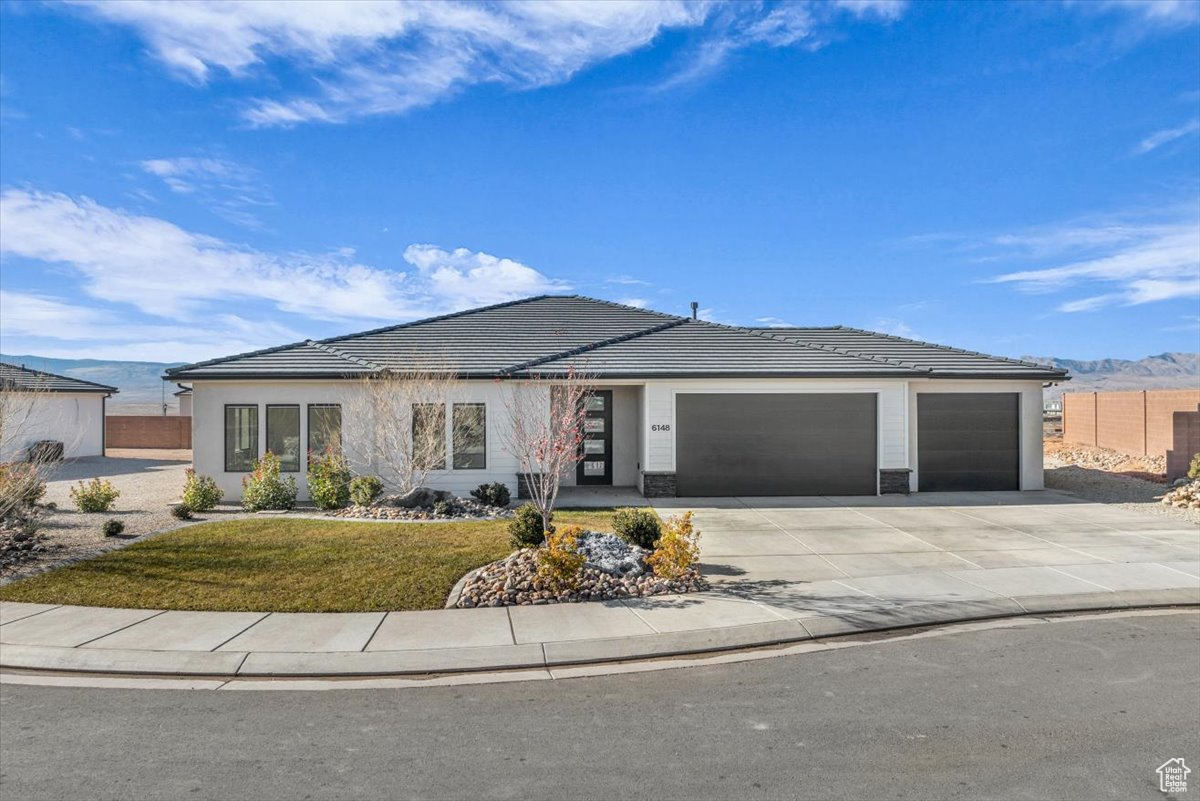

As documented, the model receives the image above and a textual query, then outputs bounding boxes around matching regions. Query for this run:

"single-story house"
[174,385,193,416]
[165,295,1069,501]
[0,362,118,461]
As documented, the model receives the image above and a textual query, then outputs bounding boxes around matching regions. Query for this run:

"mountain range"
[2,351,1196,411]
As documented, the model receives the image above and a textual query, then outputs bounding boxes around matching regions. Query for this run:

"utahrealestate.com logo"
[1158,758,1190,794]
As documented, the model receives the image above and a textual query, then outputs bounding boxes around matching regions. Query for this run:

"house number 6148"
[651,424,670,432]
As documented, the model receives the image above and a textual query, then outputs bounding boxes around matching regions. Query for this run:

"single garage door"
[918,393,1019,492]
[675,393,877,496]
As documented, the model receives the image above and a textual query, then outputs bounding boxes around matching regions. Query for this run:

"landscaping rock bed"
[453,532,706,607]
[330,495,511,521]
[1,519,63,571]
[1161,480,1200,511]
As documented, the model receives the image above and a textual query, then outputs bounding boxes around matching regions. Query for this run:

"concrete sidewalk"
[3,560,1197,678]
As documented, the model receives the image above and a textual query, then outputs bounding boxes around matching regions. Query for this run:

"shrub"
[509,502,551,548]
[1189,453,1200,481]
[241,452,297,512]
[646,511,701,580]
[612,507,661,549]
[102,518,125,537]
[307,450,352,510]
[0,462,47,517]
[349,475,384,506]
[69,478,120,513]
[432,498,453,517]
[536,524,587,591]
[181,469,223,512]
[470,482,511,508]
[170,503,194,521]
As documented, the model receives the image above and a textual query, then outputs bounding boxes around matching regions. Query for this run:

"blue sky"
[0,0,1197,363]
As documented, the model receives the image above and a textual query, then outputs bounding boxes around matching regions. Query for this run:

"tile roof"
[1,362,119,393]
[165,296,1070,382]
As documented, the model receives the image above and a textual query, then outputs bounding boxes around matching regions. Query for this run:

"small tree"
[346,362,478,495]
[501,366,594,537]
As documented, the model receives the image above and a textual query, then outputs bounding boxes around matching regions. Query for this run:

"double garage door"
[676,393,878,496]
[674,391,1022,496]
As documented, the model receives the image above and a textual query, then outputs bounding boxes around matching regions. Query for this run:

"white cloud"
[754,316,796,327]
[0,189,569,331]
[606,274,651,286]
[871,317,918,338]
[617,297,649,309]
[1088,0,1200,28]
[69,1,906,126]
[985,207,1200,312]
[1133,118,1200,155]
[140,155,274,227]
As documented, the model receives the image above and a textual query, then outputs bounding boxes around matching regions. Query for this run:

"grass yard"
[0,509,622,613]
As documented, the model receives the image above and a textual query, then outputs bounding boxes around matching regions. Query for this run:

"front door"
[577,390,613,485]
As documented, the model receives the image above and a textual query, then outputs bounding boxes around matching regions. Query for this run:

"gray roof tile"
[0,363,118,393]
[165,296,1070,381]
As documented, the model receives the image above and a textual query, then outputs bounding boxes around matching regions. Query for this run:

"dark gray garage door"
[918,393,1019,492]
[676,393,877,496]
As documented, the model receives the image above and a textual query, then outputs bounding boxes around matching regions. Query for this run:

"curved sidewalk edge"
[2,587,1197,679]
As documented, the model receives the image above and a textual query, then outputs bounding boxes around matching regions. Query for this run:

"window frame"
[412,402,447,471]
[452,402,487,471]
[223,404,259,473]
[265,403,302,473]
[306,403,342,458]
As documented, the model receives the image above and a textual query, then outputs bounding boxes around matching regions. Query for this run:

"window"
[224,405,258,472]
[453,403,486,470]
[307,404,342,456]
[266,405,301,472]
[412,403,446,470]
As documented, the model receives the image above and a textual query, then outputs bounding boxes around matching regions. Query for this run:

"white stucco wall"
[907,379,1045,491]
[178,394,193,416]
[0,392,107,461]
[192,379,539,501]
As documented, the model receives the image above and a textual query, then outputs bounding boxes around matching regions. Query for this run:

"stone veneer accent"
[516,473,542,500]
[879,468,912,495]
[641,471,677,498]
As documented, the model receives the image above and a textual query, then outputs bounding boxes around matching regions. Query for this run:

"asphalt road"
[1,611,1197,801]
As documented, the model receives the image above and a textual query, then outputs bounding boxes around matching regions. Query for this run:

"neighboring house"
[165,296,1069,501]
[174,385,193,416]
[0,362,118,461]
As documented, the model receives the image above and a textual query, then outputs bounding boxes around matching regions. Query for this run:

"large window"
[307,404,342,457]
[453,403,486,470]
[412,403,446,470]
[266,405,301,472]
[224,405,258,472]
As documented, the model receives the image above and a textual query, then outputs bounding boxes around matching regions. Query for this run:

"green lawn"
[0,509,621,613]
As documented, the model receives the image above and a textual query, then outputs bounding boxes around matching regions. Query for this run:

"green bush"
[181,469,223,511]
[612,507,661,549]
[349,475,384,506]
[509,502,551,548]
[307,450,352,510]
[470,482,511,508]
[1189,453,1200,480]
[170,503,194,520]
[432,498,453,517]
[241,452,297,512]
[102,519,125,537]
[69,478,120,513]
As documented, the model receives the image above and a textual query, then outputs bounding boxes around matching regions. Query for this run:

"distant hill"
[1024,352,1200,400]
[0,354,185,414]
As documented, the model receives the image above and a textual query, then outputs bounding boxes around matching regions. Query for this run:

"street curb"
[3,591,1196,679]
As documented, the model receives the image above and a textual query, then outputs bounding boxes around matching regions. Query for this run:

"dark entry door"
[577,390,612,485]
[918,393,1020,491]
[675,393,878,496]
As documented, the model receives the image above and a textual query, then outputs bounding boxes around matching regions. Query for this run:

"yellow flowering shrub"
[536,524,587,590]
[646,511,701,579]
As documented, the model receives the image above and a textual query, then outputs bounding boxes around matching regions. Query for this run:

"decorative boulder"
[388,487,453,509]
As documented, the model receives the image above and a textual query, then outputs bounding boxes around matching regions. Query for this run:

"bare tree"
[0,377,71,523]
[501,365,595,536]
[345,362,480,496]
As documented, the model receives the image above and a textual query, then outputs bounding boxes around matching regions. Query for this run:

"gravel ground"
[1044,457,1200,526]
[2,449,246,582]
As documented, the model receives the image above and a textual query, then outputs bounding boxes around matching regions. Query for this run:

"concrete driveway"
[654,491,1200,587]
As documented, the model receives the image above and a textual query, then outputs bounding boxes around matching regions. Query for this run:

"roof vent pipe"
[690,301,698,320]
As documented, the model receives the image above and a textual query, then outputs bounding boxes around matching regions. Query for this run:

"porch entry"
[577,390,613,485]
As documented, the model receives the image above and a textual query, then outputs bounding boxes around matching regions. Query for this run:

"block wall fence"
[1062,389,1200,478]
[105,415,192,449]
